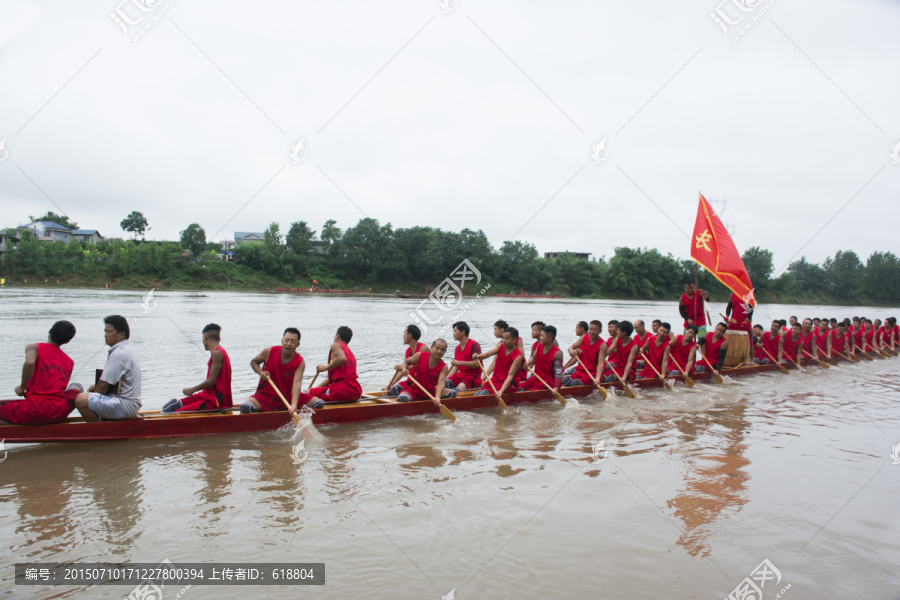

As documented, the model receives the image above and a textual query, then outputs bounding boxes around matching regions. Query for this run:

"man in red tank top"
[699,322,729,374]
[874,319,886,350]
[384,324,426,392]
[163,324,233,413]
[604,320,620,371]
[519,325,563,392]
[639,321,672,380]
[390,339,455,405]
[472,328,524,397]
[832,321,851,359]
[663,325,701,376]
[753,321,784,365]
[446,321,483,390]
[1,321,78,426]
[245,327,311,414]
[632,320,652,371]
[602,320,639,382]
[779,323,803,365]
[726,291,753,333]
[679,283,708,333]
[563,321,590,375]
[812,319,831,359]
[308,326,363,407]
[798,319,816,362]
[562,320,608,387]
[485,320,528,384]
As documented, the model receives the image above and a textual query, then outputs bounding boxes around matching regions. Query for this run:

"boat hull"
[0,356,857,443]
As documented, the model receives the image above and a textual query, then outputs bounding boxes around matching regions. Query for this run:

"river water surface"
[1,289,898,599]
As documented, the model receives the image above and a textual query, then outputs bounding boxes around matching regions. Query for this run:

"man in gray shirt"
[73,315,142,421]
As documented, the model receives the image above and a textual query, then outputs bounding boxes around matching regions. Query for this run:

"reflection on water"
[1,290,898,598]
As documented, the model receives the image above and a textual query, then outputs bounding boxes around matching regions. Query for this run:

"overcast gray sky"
[1,0,897,273]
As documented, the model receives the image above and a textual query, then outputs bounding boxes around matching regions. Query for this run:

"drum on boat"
[724,330,751,367]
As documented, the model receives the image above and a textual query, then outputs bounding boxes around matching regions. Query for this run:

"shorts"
[310,382,362,403]
[0,394,74,426]
[446,374,481,390]
[517,377,546,392]
[88,392,141,420]
[251,392,314,412]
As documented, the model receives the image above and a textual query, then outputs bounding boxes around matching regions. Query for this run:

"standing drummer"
[725,291,753,333]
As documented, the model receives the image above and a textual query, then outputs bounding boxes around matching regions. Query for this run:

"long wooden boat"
[0,354,870,444]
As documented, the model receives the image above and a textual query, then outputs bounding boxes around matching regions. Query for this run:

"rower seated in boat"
[752,321,783,365]
[561,320,607,387]
[306,326,363,409]
[562,321,589,376]
[445,321,483,391]
[601,320,639,383]
[700,322,729,373]
[162,324,232,413]
[472,328,524,397]
[639,322,671,381]
[243,327,311,414]
[662,325,702,377]
[72,315,143,422]
[389,339,456,404]
[0,321,79,426]
[384,324,426,393]
[517,325,562,392]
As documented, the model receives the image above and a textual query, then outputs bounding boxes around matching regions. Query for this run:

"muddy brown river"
[1,289,898,599]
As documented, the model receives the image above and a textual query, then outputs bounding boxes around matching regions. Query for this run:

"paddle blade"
[596,385,608,400]
[554,392,567,407]
[623,384,636,399]
[818,360,829,369]
[439,404,457,421]
[684,376,695,388]
[664,381,674,390]
[715,373,724,383]
[497,397,509,412]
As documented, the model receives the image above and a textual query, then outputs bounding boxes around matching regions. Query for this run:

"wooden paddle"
[802,349,829,369]
[853,343,874,361]
[760,347,790,374]
[781,351,805,373]
[305,372,320,393]
[639,352,673,390]
[696,349,724,383]
[668,357,695,388]
[405,373,457,421]
[573,354,608,400]
[525,365,567,406]
[837,350,858,364]
[607,366,637,398]
[477,359,509,412]
[262,372,301,426]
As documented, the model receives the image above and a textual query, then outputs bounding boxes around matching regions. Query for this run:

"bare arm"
[434,365,449,405]
[251,347,272,377]
[318,343,346,374]
[497,356,523,396]
[184,349,223,396]
[16,344,39,396]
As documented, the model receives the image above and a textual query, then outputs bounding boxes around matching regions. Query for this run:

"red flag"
[691,194,755,307]
[313,279,319,284]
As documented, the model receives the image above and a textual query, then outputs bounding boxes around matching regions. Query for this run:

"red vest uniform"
[669,335,697,373]
[405,342,427,360]
[833,332,848,355]
[799,331,815,357]
[681,292,707,327]
[876,326,887,348]
[485,345,523,391]
[605,338,638,380]
[398,352,445,400]
[639,336,669,379]
[252,346,304,412]
[728,292,753,332]
[519,343,562,391]
[759,332,781,362]
[813,330,831,356]
[0,343,75,426]
[179,346,233,412]
[311,343,363,403]
[703,334,727,369]
[782,334,802,363]
[572,335,605,382]
[451,338,483,387]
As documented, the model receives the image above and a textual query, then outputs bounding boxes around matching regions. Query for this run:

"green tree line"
[2,216,898,304]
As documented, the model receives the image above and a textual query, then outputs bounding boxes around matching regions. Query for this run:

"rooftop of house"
[18,221,74,231]
[71,229,101,236]
[235,232,265,239]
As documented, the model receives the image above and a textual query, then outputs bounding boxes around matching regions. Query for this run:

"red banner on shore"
[691,194,755,306]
